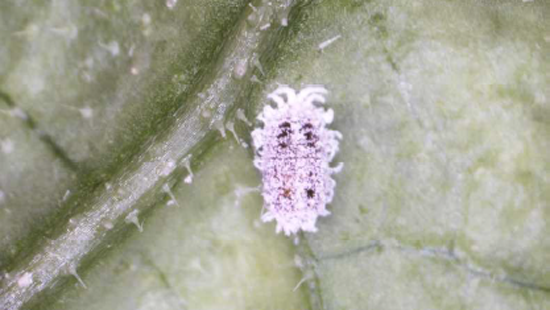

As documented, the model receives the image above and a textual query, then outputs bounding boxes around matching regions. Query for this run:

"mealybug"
[252,85,342,235]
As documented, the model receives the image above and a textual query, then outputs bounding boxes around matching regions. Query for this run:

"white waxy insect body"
[252,86,342,235]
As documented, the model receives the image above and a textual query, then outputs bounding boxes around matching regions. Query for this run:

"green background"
[0,0,548,309]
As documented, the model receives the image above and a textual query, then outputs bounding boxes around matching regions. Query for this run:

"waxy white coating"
[252,86,342,235]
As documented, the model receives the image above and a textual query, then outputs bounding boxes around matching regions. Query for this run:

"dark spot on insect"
[283,188,292,198]
[306,189,315,198]
[304,132,314,140]
[277,131,288,138]
[279,142,288,148]
[308,172,313,177]
[302,123,313,130]
[279,122,291,128]
[277,122,292,139]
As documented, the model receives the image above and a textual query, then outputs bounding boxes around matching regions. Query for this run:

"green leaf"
[1,0,549,309]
